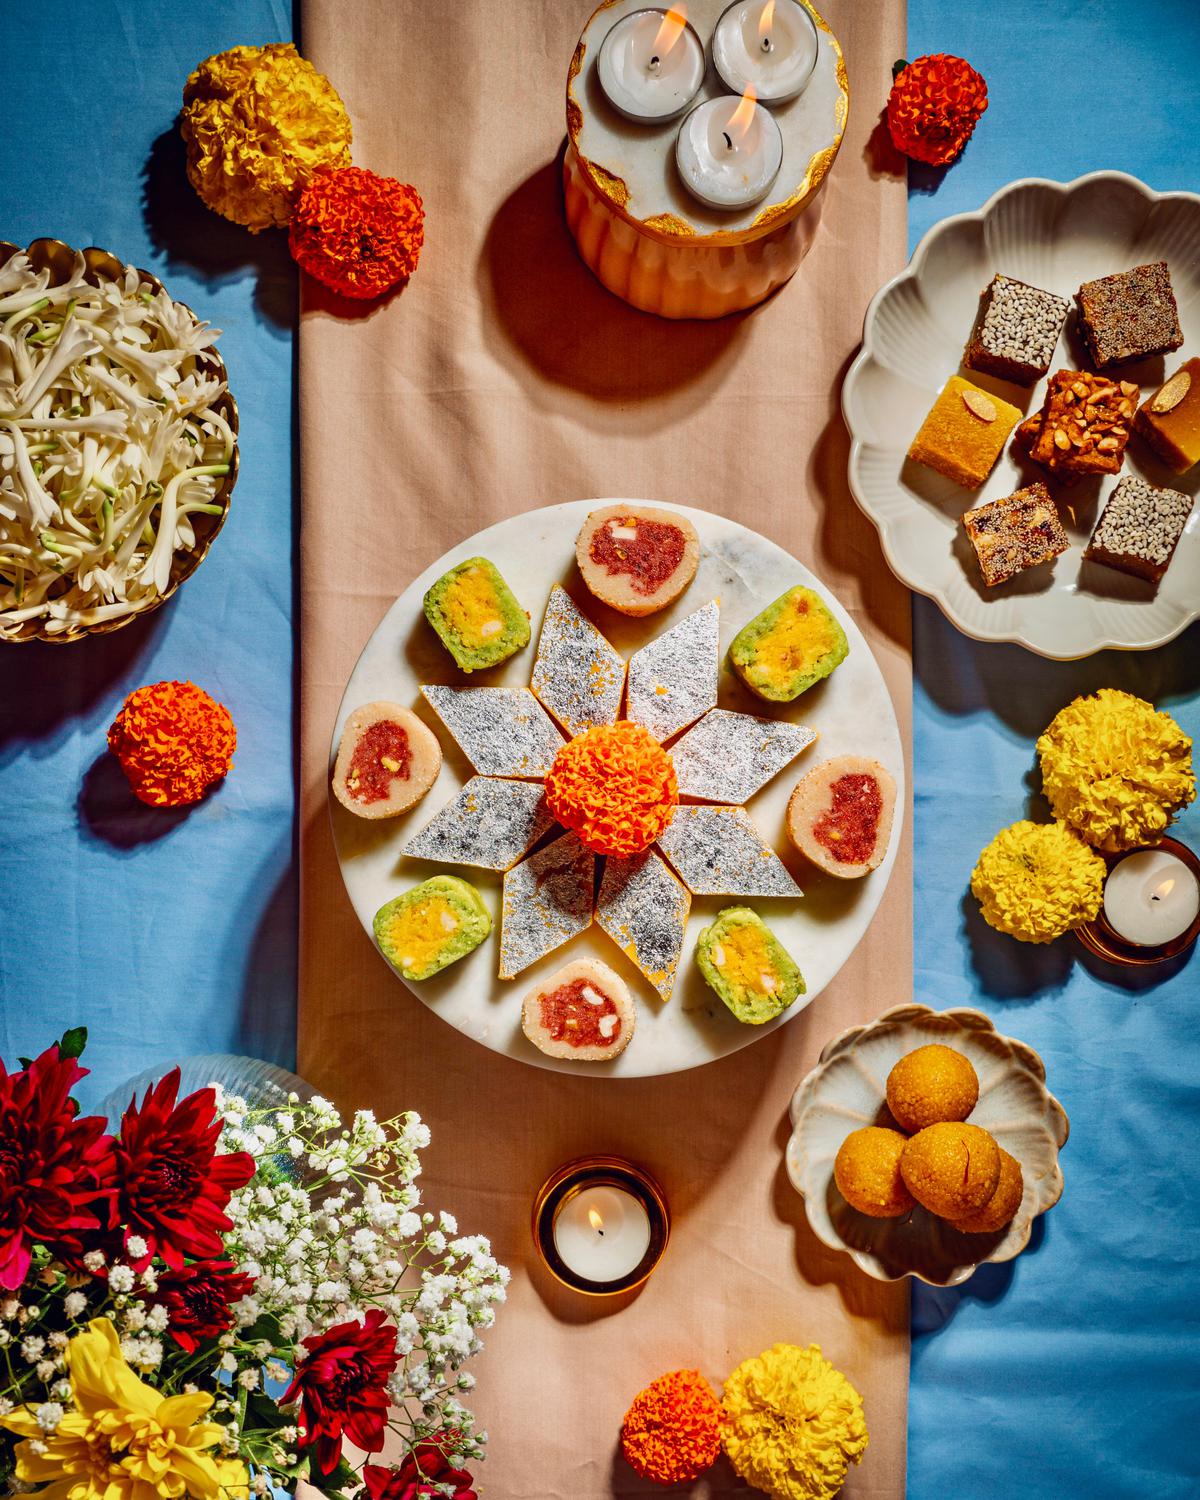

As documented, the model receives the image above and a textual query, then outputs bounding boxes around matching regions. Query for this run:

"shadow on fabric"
[478,150,746,404]
[142,124,297,335]
[77,751,197,847]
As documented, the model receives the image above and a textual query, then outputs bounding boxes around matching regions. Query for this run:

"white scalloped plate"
[785,1005,1069,1286]
[843,172,1200,659]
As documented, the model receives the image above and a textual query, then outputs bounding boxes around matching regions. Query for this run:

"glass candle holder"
[532,1155,669,1295]
[1075,836,1200,968]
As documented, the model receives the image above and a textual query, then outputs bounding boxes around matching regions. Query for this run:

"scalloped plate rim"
[843,170,1200,659]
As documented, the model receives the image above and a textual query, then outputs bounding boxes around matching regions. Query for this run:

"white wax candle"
[1103,849,1200,947]
[675,92,783,210]
[596,6,705,124]
[552,1184,651,1284]
[712,0,820,105]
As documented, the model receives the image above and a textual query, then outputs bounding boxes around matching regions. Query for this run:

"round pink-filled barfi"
[332,701,441,820]
[787,755,896,878]
[520,958,636,1062]
[576,505,700,616]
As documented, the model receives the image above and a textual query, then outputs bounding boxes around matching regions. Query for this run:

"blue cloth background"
[0,0,297,1106]
[907,3,1200,1497]
[2,1,1198,1496]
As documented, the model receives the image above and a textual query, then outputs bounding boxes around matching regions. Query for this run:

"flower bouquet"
[0,1031,507,1500]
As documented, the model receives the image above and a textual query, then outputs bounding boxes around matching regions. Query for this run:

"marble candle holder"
[565,0,847,319]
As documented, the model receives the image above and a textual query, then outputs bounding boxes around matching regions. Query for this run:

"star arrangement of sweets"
[907,261,1195,591]
[331,507,900,1065]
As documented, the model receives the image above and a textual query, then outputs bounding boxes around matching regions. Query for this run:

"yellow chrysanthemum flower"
[722,1343,868,1500]
[971,819,1105,943]
[1,1317,242,1500]
[181,42,352,231]
[1037,689,1195,853]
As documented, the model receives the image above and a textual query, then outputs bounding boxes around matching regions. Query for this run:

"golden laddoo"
[834,1127,915,1218]
[900,1122,1001,1219]
[950,1148,1024,1234]
[886,1044,979,1133]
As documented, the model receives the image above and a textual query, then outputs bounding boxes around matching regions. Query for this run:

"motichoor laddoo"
[950,1147,1024,1234]
[886,1044,979,1133]
[834,1127,914,1218]
[899,1122,1001,1219]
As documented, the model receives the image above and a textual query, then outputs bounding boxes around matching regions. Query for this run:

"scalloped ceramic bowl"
[843,172,1200,659]
[786,1004,1068,1286]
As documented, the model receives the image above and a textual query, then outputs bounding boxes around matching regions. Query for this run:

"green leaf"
[58,1027,88,1060]
[892,58,909,80]
[17,1057,32,1070]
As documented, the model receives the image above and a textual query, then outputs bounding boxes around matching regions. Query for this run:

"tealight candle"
[675,88,783,210]
[712,0,820,104]
[596,5,706,124]
[1102,849,1200,948]
[532,1156,670,1295]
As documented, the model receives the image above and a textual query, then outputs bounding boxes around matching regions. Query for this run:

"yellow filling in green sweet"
[441,567,506,648]
[711,923,778,994]
[755,596,839,679]
[383,896,459,970]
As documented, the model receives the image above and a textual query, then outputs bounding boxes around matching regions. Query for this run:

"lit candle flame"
[588,1207,605,1235]
[1151,877,1176,902]
[758,0,775,51]
[650,3,688,64]
[725,85,759,147]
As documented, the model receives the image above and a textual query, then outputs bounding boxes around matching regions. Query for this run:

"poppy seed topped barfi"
[1075,261,1183,369]
[964,274,1069,385]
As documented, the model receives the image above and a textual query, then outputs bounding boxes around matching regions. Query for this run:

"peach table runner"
[298,1,911,1493]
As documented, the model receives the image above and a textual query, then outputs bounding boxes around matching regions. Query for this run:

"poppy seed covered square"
[1076,261,1183,369]
[964,274,1069,385]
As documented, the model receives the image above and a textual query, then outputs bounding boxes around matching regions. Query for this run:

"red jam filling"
[347,721,412,804]
[812,774,882,866]
[537,978,620,1049]
[589,518,686,596]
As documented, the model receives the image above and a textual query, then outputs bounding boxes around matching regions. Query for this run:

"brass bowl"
[0,236,240,645]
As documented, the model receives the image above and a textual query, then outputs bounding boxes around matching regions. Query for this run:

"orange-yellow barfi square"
[908,376,1022,489]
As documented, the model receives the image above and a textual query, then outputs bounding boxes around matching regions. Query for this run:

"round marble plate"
[330,500,903,1078]
[843,172,1200,658]
[786,1005,1069,1285]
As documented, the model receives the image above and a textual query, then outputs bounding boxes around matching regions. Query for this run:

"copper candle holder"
[532,1155,670,1296]
[1075,836,1200,968]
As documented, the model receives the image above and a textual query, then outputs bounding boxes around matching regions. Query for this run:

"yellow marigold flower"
[0,1317,235,1500]
[181,42,352,232]
[1038,689,1195,853]
[722,1343,868,1500]
[971,819,1105,943]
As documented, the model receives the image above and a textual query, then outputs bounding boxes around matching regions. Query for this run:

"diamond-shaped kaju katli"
[403,585,815,998]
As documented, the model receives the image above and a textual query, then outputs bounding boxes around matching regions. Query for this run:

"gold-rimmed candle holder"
[532,1155,670,1296]
[1075,836,1200,968]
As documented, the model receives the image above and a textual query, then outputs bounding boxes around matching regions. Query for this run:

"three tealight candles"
[596,0,818,211]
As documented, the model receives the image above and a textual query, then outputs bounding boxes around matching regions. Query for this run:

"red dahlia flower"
[887,54,988,166]
[284,1307,400,1477]
[151,1258,257,1352]
[0,1045,115,1290]
[288,165,425,300]
[364,1434,477,1500]
[114,1069,254,1269]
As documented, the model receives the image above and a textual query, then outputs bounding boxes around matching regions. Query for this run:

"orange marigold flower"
[621,1369,723,1487]
[108,681,236,808]
[289,165,425,300]
[544,722,677,859]
[887,54,988,166]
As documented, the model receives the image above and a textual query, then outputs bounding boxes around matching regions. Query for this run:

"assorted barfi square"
[1017,369,1137,476]
[1084,475,1193,583]
[961,482,1069,587]
[1134,358,1200,474]
[908,375,1022,488]
[964,274,1069,385]
[1075,261,1183,369]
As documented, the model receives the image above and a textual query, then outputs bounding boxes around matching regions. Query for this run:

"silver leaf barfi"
[625,600,719,743]
[402,777,554,871]
[422,686,564,779]
[596,850,691,1003]
[656,805,803,898]
[671,709,817,804]
[499,830,596,979]
[530,585,626,736]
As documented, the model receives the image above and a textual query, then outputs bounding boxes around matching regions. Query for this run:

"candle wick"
[722,130,733,150]
[649,54,660,69]
[761,35,772,52]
